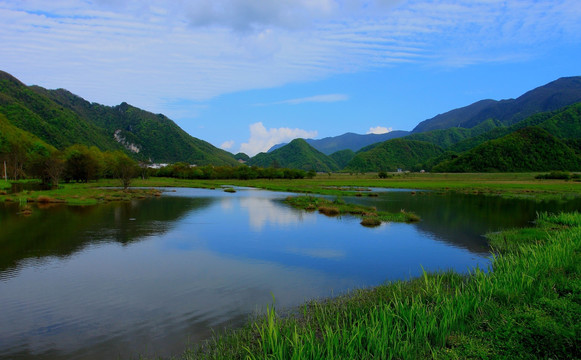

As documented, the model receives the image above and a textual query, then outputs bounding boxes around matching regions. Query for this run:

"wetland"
[0,183,580,359]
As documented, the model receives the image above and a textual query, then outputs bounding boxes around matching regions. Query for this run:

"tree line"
[1,141,312,189]
[1,143,141,189]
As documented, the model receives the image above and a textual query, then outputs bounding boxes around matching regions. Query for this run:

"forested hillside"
[432,127,581,172]
[249,139,340,172]
[345,139,444,172]
[412,76,581,132]
[0,71,238,165]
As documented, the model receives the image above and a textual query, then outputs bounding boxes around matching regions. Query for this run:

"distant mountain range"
[0,70,238,165]
[2,70,581,173]
[267,131,410,155]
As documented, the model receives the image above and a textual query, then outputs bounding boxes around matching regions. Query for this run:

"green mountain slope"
[345,139,444,172]
[449,102,581,153]
[0,71,117,151]
[329,149,355,169]
[432,127,581,172]
[249,139,340,172]
[0,113,55,155]
[412,77,581,133]
[0,70,238,165]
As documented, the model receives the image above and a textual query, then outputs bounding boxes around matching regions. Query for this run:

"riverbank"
[0,179,162,205]
[172,211,580,359]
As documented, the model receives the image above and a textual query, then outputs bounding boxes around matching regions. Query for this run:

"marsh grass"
[317,206,340,216]
[0,181,162,205]
[360,216,382,227]
[285,196,420,224]
[172,212,581,360]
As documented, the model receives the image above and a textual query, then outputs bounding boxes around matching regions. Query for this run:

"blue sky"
[1,0,580,156]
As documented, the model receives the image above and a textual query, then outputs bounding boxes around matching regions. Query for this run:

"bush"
[535,171,577,180]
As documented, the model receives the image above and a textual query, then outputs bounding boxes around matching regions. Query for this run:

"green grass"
[0,179,162,205]
[0,179,10,190]
[162,212,581,360]
[284,195,420,224]
[131,172,581,201]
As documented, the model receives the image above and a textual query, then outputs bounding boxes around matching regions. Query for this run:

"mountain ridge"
[0,70,238,166]
[412,76,581,133]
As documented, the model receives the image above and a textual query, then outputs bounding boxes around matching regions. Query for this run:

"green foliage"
[328,149,355,168]
[249,139,340,172]
[535,170,580,180]
[154,164,306,180]
[401,118,503,150]
[433,127,581,172]
[234,152,250,162]
[412,76,581,132]
[0,71,238,166]
[345,139,444,172]
[449,102,581,154]
[284,195,420,223]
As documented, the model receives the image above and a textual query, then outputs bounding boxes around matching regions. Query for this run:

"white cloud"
[220,140,235,150]
[0,0,579,112]
[367,126,392,134]
[239,122,318,157]
[256,93,349,106]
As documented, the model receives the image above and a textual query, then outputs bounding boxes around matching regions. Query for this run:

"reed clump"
[360,216,382,227]
[318,206,340,216]
[284,196,420,225]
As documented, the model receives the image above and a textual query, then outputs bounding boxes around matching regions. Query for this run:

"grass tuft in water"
[285,196,420,225]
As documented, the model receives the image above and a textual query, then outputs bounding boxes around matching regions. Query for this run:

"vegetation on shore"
[141,172,579,200]
[284,195,420,225]
[0,180,161,206]
[167,212,581,359]
[2,172,578,207]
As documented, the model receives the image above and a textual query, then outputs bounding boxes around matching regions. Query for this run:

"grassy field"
[170,212,581,359]
[2,173,578,205]
[132,172,581,200]
[0,179,162,205]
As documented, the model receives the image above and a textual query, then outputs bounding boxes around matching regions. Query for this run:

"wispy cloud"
[255,93,349,106]
[1,0,579,112]
[220,140,235,150]
[238,122,317,157]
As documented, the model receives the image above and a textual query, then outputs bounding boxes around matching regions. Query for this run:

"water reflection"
[0,187,577,359]
[0,196,212,277]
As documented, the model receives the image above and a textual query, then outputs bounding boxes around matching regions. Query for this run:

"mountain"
[0,70,238,165]
[268,131,410,155]
[432,127,581,172]
[449,102,581,153]
[412,77,581,133]
[249,138,340,172]
[328,149,355,168]
[345,139,444,172]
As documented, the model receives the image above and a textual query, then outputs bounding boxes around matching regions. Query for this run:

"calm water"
[0,187,579,359]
